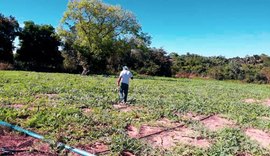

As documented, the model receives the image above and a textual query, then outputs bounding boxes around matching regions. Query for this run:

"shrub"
[0,62,13,70]
[260,67,270,83]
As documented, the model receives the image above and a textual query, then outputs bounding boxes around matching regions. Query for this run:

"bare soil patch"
[175,72,198,78]
[127,125,140,138]
[138,125,166,139]
[244,98,260,103]
[158,126,209,149]
[263,99,270,107]
[11,104,24,109]
[35,93,59,99]
[121,151,136,156]
[258,116,270,121]
[180,112,207,121]
[245,128,270,149]
[244,98,270,107]
[126,118,211,149]
[140,125,209,149]
[2,103,35,111]
[7,104,25,109]
[155,118,183,128]
[0,129,56,155]
[0,128,108,155]
[76,142,109,155]
[236,153,252,156]
[82,108,92,114]
[200,115,235,131]
[113,103,137,112]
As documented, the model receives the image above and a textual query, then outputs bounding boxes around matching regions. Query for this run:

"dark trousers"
[119,83,129,103]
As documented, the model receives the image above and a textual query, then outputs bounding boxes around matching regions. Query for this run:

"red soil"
[244,98,270,107]
[200,115,235,131]
[126,118,211,149]
[113,103,136,112]
[263,99,270,107]
[155,118,183,128]
[244,99,260,103]
[259,116,270,121]
[0,128,108,155]
[138,125,166,138]
[82,108,92,114]
[127,125,140,139]
[1,103,25,110]
[35,93,58,99]
[10,104,25,109]
[149,126,209,149]
[236,153,252,156]
[76,142,109,155]
[180,112,207,121]
[0,129,56,155]
[245,128,270,149]
[175,72,198,78]
[121,151,136,156]
[1,103,36,112]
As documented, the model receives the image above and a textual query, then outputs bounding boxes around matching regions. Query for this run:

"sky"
[0,0,270,58]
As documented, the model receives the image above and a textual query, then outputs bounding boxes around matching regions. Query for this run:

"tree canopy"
[15,21,63,71]
[58,0,142,74]
[0,13,19,63]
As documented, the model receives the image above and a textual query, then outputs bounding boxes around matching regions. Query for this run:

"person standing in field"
[117,66,133,103]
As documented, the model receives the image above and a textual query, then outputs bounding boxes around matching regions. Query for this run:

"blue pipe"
[0,120,95,156]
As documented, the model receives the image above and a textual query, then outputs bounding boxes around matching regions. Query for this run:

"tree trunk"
[81,65,90,75]
[78,53,90,75]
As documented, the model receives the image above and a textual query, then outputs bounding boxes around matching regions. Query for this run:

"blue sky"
[1,0,269,58]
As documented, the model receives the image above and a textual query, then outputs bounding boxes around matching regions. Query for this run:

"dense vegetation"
[1,71,270,155]
[0,13,19,64]
[170,53,270,84]
[0,0,270,84]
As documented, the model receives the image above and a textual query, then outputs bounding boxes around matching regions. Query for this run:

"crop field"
[1,71,270,155]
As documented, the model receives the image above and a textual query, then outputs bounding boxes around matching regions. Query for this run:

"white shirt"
[119,70,133,85]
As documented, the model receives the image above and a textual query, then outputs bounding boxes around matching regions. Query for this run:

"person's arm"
[117,71,123,86]
[117,76,122,86]
[130,72,133,80]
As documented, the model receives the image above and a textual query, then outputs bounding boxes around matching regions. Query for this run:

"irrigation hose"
[0,120,95,156]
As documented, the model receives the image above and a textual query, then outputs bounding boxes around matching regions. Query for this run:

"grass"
[1,70,270,155]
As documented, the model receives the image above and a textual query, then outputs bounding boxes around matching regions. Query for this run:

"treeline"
[0,15,62,72]
[170,53,270,83]
[1,0,270,84]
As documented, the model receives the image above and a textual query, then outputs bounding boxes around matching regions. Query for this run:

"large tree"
[0,13,19,63]
[16,21,63,71]
[58,0,141,74]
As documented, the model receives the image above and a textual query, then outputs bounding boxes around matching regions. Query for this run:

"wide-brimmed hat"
[123,66,128,70]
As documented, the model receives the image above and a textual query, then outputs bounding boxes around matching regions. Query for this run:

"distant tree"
[170,53,184,75]
[120,33,151,70]
[260,67,270,83]
[0,13,19,63]
[61,38,81,73]
[15,21,63,71]
[61,26,82,73]
[209,66,225,80]
[260,54,270,67]
[169,53,232,78]
[148,48,171,76]
[224,61,245,80]
[58,0,142,75]
[209,56,228,67]
[171,53,211,76]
